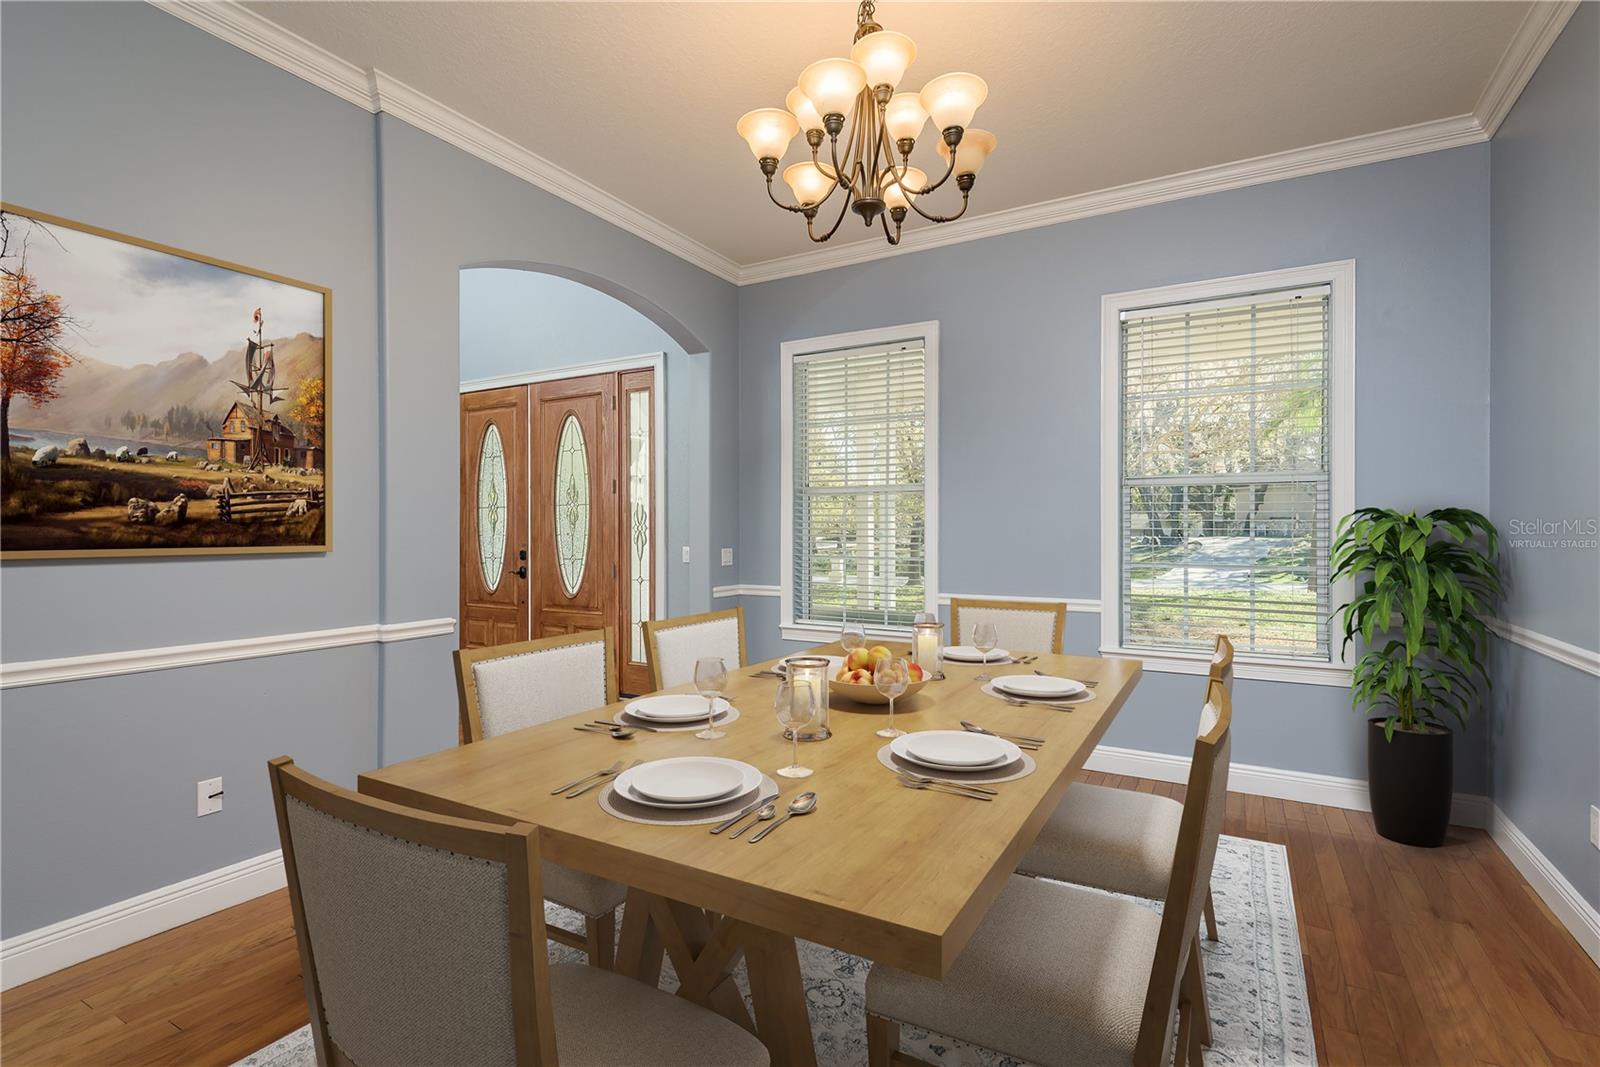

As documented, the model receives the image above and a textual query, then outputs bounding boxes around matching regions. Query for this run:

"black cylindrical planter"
[1367,719,1453,847]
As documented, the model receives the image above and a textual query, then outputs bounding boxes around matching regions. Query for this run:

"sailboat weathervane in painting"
[0,203,331,559]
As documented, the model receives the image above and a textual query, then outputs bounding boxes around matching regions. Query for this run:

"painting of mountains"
[1,205,330,558]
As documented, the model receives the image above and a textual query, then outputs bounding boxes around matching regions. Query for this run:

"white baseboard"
[0,850,285,990]
[1084,744,1492,829]
[1489,808,1600,966]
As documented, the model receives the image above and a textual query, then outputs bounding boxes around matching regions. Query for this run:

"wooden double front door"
[460,369,656,694]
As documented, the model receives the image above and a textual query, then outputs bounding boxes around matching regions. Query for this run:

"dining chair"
[1015,634,1234,945]
[454,628,626,970]
[865,674,1233,1067]
[948,597,1067,655]
[267,757,769,1067]
[642,607,746,691]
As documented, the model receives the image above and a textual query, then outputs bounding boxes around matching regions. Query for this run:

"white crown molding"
[153,0,1570,287]
[0,618,456,690]
[1473,1,1581,137]
[0,850,286,990]
[1490,805,1600,966]
[738,115,1487,284]
[713,583,781,599]
[1488,619,1600,677]
[152,0,375,111]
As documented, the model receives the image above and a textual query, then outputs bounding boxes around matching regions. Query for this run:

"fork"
[551,759,622,796]
[565,759,640,798]
[897,777,994,801]
[960,720,1045,746]
[896,770,999,796]
[997,694,1080,711]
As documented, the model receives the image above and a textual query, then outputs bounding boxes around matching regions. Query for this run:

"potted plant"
[1330,507,1501,846]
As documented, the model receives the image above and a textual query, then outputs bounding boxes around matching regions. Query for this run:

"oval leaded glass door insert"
[477,423,508,592]
[553,413,590,596]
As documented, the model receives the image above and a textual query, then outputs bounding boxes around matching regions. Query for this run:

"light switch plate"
[681,546,691,564]
[197,777,223,817]
[721,548,734,567]
[1590,805,1598,850]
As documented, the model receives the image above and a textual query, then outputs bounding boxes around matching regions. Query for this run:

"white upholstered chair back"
[455,629,616,743]
[269,757,553,1065]
[643,608,746,691]
[949,598,1067,655]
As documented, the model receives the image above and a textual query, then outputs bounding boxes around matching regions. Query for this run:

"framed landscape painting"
[0,204,330,559]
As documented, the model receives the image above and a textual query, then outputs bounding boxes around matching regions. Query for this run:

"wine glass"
[774,682,817,779]
[840,620,866,657]
[874,656,910,738]
[694,656,729,740]
[973,621,999,682]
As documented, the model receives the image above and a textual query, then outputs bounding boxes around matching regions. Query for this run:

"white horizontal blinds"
[793,341,928,629]
[1120,286,1332,659]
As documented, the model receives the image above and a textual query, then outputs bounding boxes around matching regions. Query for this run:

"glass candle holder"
[783,655,832,741]
[911,615,943,676]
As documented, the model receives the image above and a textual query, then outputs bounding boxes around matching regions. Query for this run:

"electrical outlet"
[721,548,734,567]
[197,777,223,817]
[680,546,692,564]
[1590,805,1599,850]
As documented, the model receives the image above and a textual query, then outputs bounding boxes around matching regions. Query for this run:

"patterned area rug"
[235,835,1313,1067]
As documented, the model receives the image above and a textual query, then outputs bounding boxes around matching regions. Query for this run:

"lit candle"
[785,656,832,741]
[912,615,943,675]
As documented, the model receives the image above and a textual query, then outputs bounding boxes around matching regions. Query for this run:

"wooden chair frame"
[948,598,1067,655]
[1198,633,1233,943]
[641,607,746,693]
[868,677,1233,1067]
[455,627,618,744]
[268,756,558,1065]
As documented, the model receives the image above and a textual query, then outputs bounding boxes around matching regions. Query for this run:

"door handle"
[514,565,528,580]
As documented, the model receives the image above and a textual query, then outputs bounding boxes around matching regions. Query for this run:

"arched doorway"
[457,265,703,695]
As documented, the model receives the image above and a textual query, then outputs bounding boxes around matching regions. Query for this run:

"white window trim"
[1098,261,1356,686]
[780,321,940,644]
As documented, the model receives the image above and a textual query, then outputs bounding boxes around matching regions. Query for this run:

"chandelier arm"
[764,176,812,214]
[878,210,902,246]
[903,187,971,224]
[806,184,857,243]
[875,117,959,196]
[828,132,851,190]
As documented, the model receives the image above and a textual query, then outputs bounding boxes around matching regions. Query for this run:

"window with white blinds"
[1116,284,1335,660]
[783,326,937,634]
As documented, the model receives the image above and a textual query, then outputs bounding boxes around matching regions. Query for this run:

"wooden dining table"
[358,644,1142,1066]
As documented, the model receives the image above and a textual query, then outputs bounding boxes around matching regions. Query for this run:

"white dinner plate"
[624,693,721,723]
[993,674,1087,699]
[617,758,759,807]
[775,655,845,676]
[941,645,1012,663]
[891,731,1021,770]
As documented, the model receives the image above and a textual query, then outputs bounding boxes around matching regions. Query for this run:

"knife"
[710,793,778,835]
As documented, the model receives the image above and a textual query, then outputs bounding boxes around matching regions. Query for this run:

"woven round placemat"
[875,743,1036,785]
[979,682,1095,709]
[599,771,779,826]
[610,705,743,733]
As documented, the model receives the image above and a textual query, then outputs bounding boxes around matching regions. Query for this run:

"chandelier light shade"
[738,0,996,247]
[883,92,929,143]
[937,128,998,177]
[786,87,827,136]
[919,72,988,133]
[736,108,799,161]
[850,30,917,90]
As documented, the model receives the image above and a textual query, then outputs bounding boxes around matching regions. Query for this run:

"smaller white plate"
[942,645,1011,663]
[775,655,845,676]
[892,731,1021,770]
[993,675,1087,699]
[625,693,721,723]
[619,757,757,806]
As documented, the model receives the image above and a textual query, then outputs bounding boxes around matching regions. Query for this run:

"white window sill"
[781,622,914,644]
[1099,646,1352,687]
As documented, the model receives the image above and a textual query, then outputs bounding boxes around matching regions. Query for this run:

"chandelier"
[736,0,996,246]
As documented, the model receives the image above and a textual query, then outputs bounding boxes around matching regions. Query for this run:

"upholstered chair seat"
[867,874,1162,1066]
[551,963,769,1065]
[1017,784,1183,900]
[541,862,628,918]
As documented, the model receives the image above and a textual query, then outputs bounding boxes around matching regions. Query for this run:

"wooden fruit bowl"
[828,676,932,705]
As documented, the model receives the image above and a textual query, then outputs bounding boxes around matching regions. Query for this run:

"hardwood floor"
[4,772,1596,1066]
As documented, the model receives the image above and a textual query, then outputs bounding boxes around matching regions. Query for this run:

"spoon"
[731,801,776,839]
[573,724,636,740]
[749,791,818,843]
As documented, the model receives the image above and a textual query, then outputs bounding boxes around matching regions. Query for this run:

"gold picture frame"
[1,203,331,560]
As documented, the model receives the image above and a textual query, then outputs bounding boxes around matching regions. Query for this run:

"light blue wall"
[735,145,1494,792]
[458,267,697,629]
[1487,4,1599,909]
[0,0,382,937]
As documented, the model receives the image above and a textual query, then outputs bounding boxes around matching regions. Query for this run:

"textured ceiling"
[245,1,1530,267]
